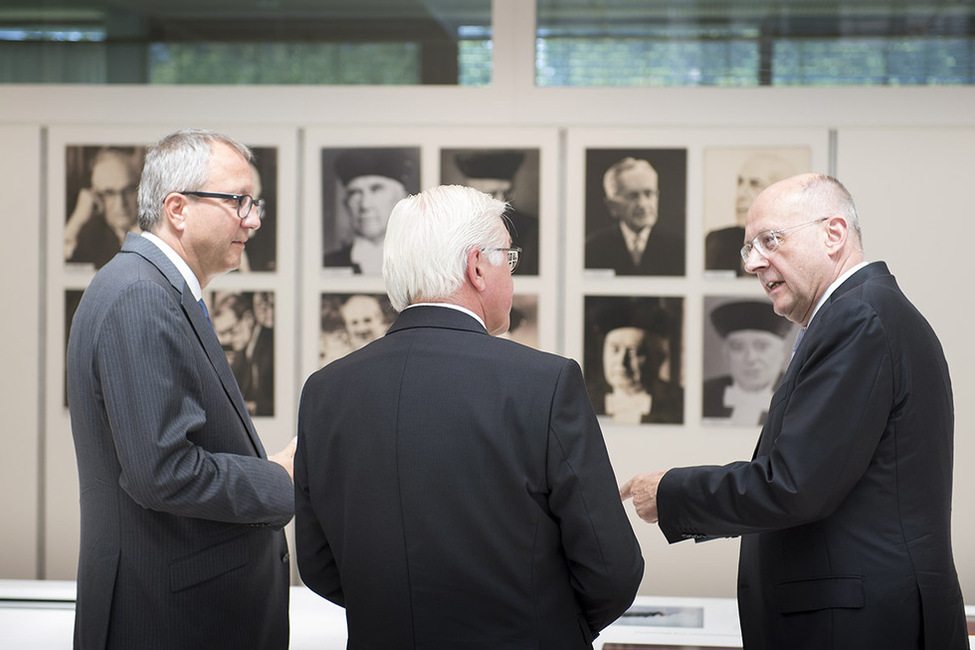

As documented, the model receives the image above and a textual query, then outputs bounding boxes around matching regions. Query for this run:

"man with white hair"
[296,184,643,649]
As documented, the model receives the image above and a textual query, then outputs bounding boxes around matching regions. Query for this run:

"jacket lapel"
[123,234,266,458]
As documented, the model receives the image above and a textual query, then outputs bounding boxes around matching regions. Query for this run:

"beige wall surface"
[1,2,973,603]
[0,126,40,579]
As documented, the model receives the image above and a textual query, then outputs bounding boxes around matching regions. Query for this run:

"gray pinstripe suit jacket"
[67,233,294,649]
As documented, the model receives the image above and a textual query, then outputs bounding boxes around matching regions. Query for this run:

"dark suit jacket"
[585,224,685,276]
[295,306,644,649]
[658,262,967,649]
[67,234,294,650]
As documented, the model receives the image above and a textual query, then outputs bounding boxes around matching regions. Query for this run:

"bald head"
[743,173,864,326]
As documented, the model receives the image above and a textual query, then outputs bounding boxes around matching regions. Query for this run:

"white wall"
[0,0,972,602]
[0,126,40,578]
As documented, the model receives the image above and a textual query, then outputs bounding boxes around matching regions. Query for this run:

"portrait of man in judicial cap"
[443,148,541,275]
[584,295,684,425]
[702,297,797,426]
[321,146,420,274]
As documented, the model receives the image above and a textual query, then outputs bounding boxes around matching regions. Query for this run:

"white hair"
[383,185,509,312]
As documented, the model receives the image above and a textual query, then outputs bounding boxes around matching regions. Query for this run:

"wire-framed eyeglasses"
[740,218,827,263]
[178,191,266,221]
[483,247,522,273]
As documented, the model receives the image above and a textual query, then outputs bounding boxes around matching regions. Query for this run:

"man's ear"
[162,192,188,232]
[466,247,488,292]
[824,215,848,253]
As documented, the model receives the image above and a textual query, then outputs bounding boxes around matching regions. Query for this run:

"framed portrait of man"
[702,296,797,426]
[320,146,420,275]
[583,148,687,277]
[63,145,146,270]
[583,295,684,425]
[441,147,541,276]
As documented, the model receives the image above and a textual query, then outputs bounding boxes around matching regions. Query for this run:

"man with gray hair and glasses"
[68,129,296,649]
[622,173,967,649]
[296,184,643,648]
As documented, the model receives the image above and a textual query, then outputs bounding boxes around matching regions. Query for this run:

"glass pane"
[536,0,975,87]
[0,0,492,85]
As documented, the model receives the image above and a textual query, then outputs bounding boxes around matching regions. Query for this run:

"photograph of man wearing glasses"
[64,145,145,269]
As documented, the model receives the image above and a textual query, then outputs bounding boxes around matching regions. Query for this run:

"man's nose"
[741,247,766,274]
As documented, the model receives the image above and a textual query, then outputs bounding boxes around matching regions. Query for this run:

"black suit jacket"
[658,262,967,649]
[295,306,644,649]
[67,234,293,649]
[585,224,684,276]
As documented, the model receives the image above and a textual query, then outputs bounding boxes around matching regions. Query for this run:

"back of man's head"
[383,185,508,312]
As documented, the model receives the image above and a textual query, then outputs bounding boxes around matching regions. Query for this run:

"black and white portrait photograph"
[441,147,541,276]
[238,146,278,273]
[319,292,397,367]
[321,146,421,275]
[208,290,275,417]
[64,145,146,269]
[583,148,687,276]
[703,146,811,277]
[583,295,684,425]
[702,296,797,426]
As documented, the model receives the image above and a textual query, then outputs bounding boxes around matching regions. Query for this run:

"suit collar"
[120,233,188,295]
[829,261,889,301]
[388,304,489,336]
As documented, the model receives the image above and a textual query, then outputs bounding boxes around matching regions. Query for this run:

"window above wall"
[0,0,493,84]
[536,0,975,86]
[2,1,973,86]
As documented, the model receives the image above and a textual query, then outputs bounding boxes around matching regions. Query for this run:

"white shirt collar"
[140,231,203,301]
[406,303,486,330]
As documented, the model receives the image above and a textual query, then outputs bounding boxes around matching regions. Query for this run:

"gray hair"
[602,157,656,199]
[138,129,252,232]
[382,185,510,312]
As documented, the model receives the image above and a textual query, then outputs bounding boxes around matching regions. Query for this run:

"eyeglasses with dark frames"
[482,247,522,273]
[740,218,827,263]
[178,191,265,221]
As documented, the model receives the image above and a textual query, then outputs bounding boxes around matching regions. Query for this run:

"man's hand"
[269,437,297,482]
[620,470,667,524]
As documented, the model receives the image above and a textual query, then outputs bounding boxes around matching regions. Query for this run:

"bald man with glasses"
[622,174,967,649]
